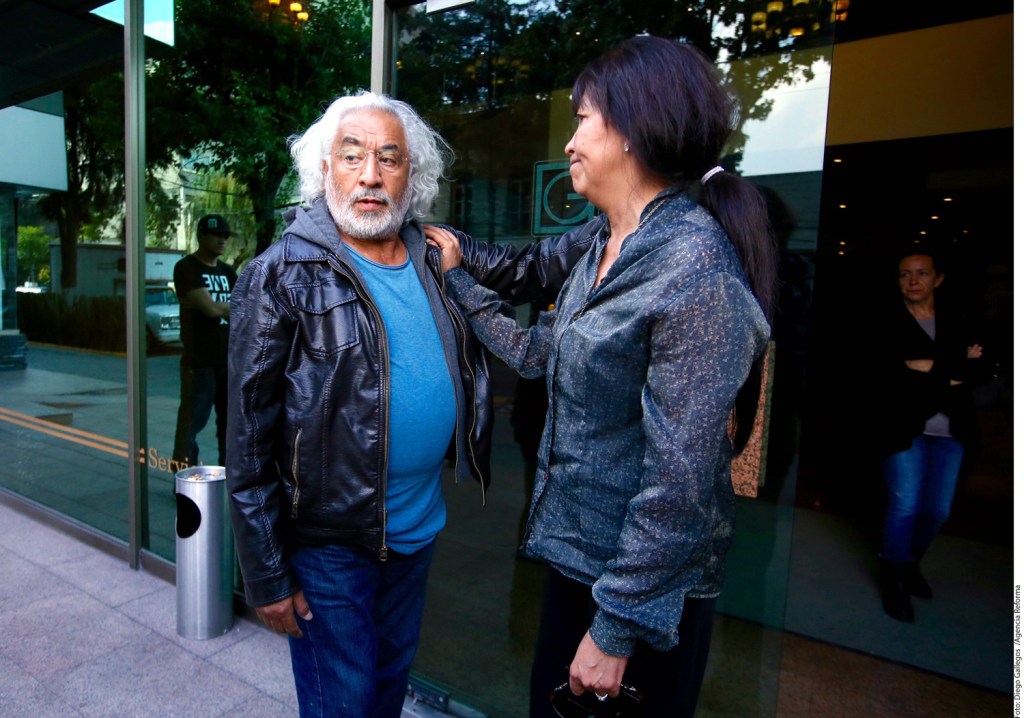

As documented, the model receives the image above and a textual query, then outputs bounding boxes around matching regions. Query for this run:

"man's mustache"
[350,189,391,206]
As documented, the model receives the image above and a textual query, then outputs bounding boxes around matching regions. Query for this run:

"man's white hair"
[289,91,453,219]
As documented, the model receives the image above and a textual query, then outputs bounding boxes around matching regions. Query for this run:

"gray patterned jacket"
[446,189,770,656]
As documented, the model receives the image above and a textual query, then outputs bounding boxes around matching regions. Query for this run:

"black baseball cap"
[197,214,234,236]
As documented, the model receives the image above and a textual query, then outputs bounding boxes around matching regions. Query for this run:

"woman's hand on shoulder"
[424,225,464,272]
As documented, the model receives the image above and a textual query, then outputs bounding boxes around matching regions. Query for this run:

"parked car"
[145,285,181,350]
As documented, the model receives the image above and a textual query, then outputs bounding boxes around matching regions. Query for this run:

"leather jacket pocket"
[287,280,360,356]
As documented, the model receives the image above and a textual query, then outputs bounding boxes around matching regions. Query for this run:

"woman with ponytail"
[426,35,775,717]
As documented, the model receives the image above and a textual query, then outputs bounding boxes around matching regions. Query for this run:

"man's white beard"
[326,180,411,241]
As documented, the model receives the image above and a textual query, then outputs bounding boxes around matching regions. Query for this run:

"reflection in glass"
[0,51,132,541]
[391,2,835,715]
[141,0,373,558]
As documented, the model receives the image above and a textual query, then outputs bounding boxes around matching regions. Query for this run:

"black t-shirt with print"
[173,254,237,367]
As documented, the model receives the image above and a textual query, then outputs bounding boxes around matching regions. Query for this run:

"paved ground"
[0,497,301,717]
[0,497,462,717]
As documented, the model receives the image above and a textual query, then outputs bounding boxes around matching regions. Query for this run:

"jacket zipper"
[328,257,390,561]
[430,251,486,506]
[290,427,303,519]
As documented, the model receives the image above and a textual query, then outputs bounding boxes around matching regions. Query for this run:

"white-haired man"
[225,92,587,717]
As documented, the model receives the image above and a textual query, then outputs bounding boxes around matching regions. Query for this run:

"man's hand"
[255,590,312,638]
[424,225,463,273]
[569,631,629,699]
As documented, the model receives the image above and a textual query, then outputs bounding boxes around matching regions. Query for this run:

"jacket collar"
[281,198,424,265]
[590,186,691,235]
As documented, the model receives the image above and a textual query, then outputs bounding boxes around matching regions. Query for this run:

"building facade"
[0,1,1012,715]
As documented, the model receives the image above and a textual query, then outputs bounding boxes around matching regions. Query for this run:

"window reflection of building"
[0,1,1013,716]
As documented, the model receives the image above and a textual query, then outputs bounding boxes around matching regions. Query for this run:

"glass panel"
[0,0,132,540]
[139,0,372,560]
[392,2,836,715]
[790,10,1013,703]
[798,137,1013,690]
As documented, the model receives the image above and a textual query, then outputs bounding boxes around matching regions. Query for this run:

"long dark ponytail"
[697,170,777,323]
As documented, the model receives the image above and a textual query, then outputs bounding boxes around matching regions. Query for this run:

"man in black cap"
[172,214,237,468]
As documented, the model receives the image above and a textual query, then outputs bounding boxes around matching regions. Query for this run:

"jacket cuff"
[588,609,639,658]
[242,569,301,608]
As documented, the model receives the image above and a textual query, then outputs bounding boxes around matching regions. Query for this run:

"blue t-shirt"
[349,248,456,553]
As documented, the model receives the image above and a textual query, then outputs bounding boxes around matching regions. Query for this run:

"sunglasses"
[549,681,643,718]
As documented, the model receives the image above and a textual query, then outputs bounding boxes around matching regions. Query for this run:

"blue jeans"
[881,435,964,563]
[172,363,227,466]
[288,541,436,718]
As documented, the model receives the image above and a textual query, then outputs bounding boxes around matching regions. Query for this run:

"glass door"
[0,11,132,543]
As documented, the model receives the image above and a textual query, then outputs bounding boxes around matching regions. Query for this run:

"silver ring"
[596,693,609,702]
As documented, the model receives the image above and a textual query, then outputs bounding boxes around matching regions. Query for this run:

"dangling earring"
[623,143,630,152]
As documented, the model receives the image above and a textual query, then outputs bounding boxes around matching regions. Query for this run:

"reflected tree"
[34,0,836,288]
[34,72,182,290]
[15,227,54,286]
[36,78,123,291]
[410,0,835,105]
[149,0,372,256]
[398,0,838,161]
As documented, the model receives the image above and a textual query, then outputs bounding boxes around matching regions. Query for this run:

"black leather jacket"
[226,200,592,606]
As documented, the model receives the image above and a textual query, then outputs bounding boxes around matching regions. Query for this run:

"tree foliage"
[16,226,55,285]
[391,0,835,241]
[397,0,835,161]
[35,77,124,290]
[33,71,182,290]
[149,0,372,255]
[36,0,834,277]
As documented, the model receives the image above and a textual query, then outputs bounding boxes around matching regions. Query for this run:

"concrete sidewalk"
[0,498,300,717]
[0,499,452,718]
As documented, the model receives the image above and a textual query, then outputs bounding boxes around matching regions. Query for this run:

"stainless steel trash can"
[175,465,234,639]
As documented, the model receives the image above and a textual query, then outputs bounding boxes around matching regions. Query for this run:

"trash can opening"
[176,493,202,539]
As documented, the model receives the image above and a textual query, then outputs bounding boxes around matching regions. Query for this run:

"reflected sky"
[735,58,831,178]
[91,0,175,46]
